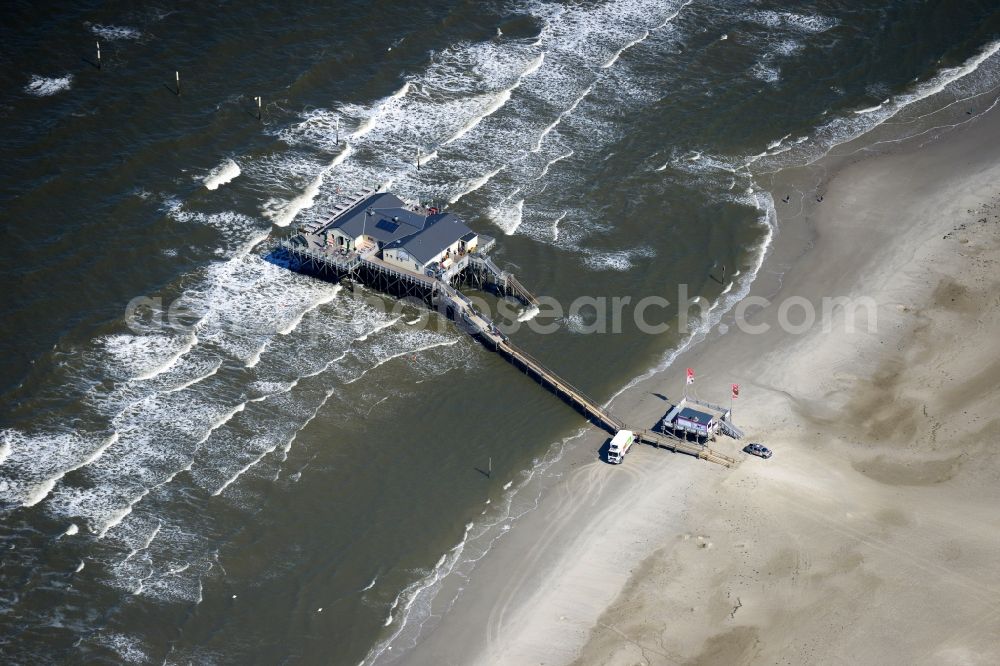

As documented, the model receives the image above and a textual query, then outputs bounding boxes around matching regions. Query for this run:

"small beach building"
[674,407,717,437]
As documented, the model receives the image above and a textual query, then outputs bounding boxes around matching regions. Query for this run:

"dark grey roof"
[677,407,714,424]
[326,193,425,244]
[386,213,474,265]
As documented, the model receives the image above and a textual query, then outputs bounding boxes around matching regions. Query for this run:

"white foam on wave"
[88,399,248,538]
[747,10,840,34]
[275,336,457,465]
[278,285,341,335]
[25,74,73,97]
[602,30,649,68]
[355,315,403,342]
[203,159,241,191]
[537,149,574,180]
[750,39,1000,173]
[767,134,791,150]
[444,50,547,145]
[89,24,142,40]
[253,0,686,253]
[96,632,149,664]
[448,166,504,204]
[774,38,804,57]
[196,403,247,448]
[583,251,634,272]
[551,211,567,241]
[489,198,524,235]
[64,523,79,536]
[377,520,475,630]
[244,341,268,369]
[164,360,222,393]
[531,85,593,153]
[653,0,692,30]
[212,441,271,497]
[162,198,266,256]
[133,333,198,381]
[122,521,162,564]
[264,144,354,227]
[353,82,412,139]
[0,434,10,467]
[96,497,142,538]
[11,202,470,605]
[21,432,119,508]
[444,89,513,145]
[343,338,458,385]
[517,305,540,322]
[751,61,780,83]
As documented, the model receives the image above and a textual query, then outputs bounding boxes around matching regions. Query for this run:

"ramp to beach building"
[493,339,737,467]
[467,255,539,307]
[717,419,745,440]
[634,429,738,466]
[496,340,625,434]
[503,274,539,307]
[438,283,735,467]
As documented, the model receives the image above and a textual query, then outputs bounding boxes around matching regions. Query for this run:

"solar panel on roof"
[375,219,400,233]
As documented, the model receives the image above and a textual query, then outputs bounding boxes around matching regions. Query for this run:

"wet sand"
[403,101,1000,665]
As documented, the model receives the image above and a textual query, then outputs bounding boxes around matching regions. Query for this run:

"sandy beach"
[402,97,1000,664]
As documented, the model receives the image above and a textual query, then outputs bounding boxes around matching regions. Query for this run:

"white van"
[607,430,635,464]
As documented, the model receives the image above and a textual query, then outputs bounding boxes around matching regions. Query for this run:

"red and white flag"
[731,383,740,399]
[686,368,695,385]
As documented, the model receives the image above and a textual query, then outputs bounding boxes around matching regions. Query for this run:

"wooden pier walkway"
[441,289,738,468]
[276,235,736,468]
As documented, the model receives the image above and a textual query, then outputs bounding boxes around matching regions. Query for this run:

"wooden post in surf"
[488,456,492,478]
[256,96,262,121]
[335,117,340,145]
[175,71,181,95]
[416,147,420,171]
[96,41,101,70]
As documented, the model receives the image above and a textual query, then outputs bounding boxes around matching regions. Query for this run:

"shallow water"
[1,1,999,662]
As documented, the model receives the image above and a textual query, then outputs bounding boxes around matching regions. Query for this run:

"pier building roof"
[386,213,475,264]
[677,407,715,424]
[328,192,426,244]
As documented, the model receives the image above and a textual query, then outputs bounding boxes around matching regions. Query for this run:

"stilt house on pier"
[661,397,744,443]
[321,192,482,277]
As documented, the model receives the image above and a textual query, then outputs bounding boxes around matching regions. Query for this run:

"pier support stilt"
[96,41,101,70]
[175,71,181,96]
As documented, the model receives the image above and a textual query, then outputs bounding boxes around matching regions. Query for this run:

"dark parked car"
[744,443,773,459]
